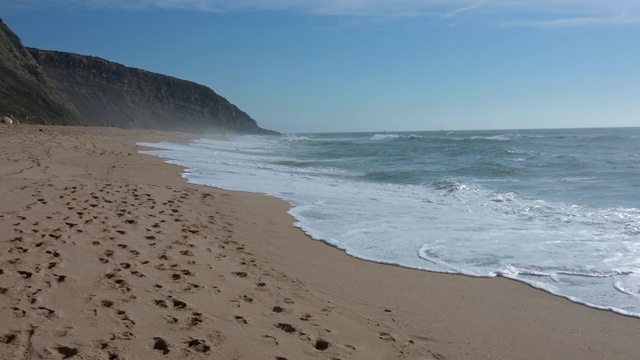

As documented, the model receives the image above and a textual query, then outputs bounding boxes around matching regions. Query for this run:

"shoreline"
[1,125,638,359]
[143,131,640,321]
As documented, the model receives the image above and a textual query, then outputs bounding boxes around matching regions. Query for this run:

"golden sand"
[1,125,638,359]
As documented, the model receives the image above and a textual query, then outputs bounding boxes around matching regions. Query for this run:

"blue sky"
[2,1,639,133]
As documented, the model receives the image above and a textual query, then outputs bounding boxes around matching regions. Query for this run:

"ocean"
[140,127,640,317]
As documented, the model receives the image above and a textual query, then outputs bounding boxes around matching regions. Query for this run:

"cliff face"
[0,19,85,125]
[0,18,276,134]
[29,49,275,134]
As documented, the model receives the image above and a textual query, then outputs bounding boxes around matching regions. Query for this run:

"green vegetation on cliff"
[0,19,85,125]
[0,18,276,134]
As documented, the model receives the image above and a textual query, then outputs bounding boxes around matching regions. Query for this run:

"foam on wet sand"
[0,125,638,359]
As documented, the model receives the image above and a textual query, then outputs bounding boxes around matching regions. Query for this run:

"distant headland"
[0,18,278,135]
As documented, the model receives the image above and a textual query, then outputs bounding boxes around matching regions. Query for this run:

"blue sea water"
[140,127,640,317]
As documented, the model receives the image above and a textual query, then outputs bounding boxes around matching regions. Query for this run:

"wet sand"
[0,124,638,359]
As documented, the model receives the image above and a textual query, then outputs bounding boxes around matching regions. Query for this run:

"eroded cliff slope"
[29,49,275,134]
[0,19,85,125]
[0,18,275,133]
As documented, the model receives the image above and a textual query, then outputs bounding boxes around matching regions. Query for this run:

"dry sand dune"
[0,125,638,359]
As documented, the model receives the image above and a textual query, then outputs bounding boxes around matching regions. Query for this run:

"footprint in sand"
[104,269,120,279]
[275,323,297,334]
[36,306,57,318]
[170,298,188,309]
[0,332,17,344]
[180,269,195,276]
[163,315,178,324]
[153,299,169,308]
[186,312,204,328]
[153,297,188,310]
[115,310,135,328]
[53,346,78,359]
[232,271,248,278]
[18,270,33,279]
[234,315,248,324]
[111,278,131,293]
[378,332,396,342]
[152,337,170,355]
[313,339,330,351]
[183,282,203,293]
[51,326,74,338]
[179,250,195,256]
[10,307,26,317]
[186,339,210,353]
[111,331,134,341]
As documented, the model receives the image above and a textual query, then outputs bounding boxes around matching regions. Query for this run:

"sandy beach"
[1,124,638,360]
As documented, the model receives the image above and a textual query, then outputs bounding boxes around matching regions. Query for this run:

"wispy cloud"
[8,0,640,27]
[445,1,484,18]
[500,1,640,28]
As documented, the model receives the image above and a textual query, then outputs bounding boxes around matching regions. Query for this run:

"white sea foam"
[139,130,640,318]
[370,134,402,141]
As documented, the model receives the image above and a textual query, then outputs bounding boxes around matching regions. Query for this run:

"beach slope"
[0,125,638,359]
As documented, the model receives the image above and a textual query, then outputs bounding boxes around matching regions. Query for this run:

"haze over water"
[142,127,640,317]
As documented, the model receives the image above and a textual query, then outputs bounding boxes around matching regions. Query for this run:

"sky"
[2,1,640,133]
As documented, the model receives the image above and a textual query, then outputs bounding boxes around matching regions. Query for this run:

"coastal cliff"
[0,18,276,134]
[29,49,275,134]
[0,19,85,125]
